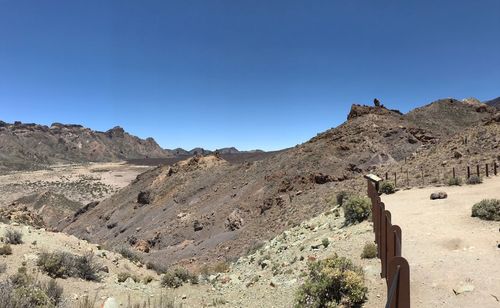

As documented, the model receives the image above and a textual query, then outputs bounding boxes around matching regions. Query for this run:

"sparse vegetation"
[343,196,371,225]
[361,242,377,259]
[322,238,330,248]
[0,244,12,255]
[379,181,396,194]
[447,177,462,186]
[0,263,6,273]
[117,246,143,263]
[336,190,351,206]
[146,261,168,274]
[471,199,500,221]
[4,229,23,245]
[0,266,63,308]
[37,251,101,281]
[246,240,266,255]
[294,254,367,307]
[466,175,482,185]
[117,272,140,283]
[161,267,198,288]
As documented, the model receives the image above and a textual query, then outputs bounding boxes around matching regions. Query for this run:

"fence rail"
[383,161,498,188]
[365,174,410,308]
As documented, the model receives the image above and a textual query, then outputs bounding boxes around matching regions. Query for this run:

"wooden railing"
[365,174,410,308]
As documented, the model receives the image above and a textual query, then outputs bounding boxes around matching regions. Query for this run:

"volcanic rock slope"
[485,97,500,110]
[63,99,496,267]
[0,121,170,170]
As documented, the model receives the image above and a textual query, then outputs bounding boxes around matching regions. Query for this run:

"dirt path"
[382,177,500,308]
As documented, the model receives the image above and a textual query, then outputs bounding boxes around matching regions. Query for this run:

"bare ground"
[383,176,500,308]
[0,162,151,206]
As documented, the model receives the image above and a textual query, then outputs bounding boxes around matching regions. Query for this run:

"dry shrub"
[471,199,500,221]
[343,196,371,225]
[294,254,367,307]
[360,242,377,259]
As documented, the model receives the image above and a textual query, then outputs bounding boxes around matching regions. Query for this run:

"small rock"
[193,220,203,231]
[430,191,447,200]
[181,294,187,300]
[453,283,474,295]
[137,191,151,205]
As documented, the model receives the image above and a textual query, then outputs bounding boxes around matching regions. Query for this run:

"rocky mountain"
[61,98,498,268]
[0,121,171,171]
[484,97,500,110]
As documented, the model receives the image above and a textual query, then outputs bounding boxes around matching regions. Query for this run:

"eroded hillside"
[62,99,497,268]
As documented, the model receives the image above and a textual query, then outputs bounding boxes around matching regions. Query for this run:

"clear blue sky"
[1,1,499,151]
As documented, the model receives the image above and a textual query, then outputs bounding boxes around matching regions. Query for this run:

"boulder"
[137,191,151,205]
[430,191,447,200]
[193,220,203,231]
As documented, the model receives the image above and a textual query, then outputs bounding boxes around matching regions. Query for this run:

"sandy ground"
[383,176,500,308]
[0,162,151,206]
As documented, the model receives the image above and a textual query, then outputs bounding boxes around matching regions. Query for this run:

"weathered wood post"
[476,164,480,177]
[406,170,409,187]
[388,257,411,308]
[495,162,498,176]
[386,172,388,180]
[452,167,456,179]
[486,164,489,177]
[467,166,471,179]
[394,172,397,187]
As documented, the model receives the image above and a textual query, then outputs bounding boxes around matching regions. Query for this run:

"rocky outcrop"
[0,121,171,170]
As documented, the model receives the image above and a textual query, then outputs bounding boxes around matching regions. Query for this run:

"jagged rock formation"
[0,121,171,170]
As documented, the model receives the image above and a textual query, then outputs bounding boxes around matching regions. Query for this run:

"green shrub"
[447,177,462,186]
[37,251,101,281]
[379,182,396,194]
[161,267,197,288]
[471,199,500,221]
[361,242,377,259]
[343,196,371,225]
[0,244,12,255]
[0,267,63,307]
[4,229,23,245]
[294,254,367,307]
[466,175,482,185]
[117,246,142,263]
[322,238,330,248]
[336,191,351,206]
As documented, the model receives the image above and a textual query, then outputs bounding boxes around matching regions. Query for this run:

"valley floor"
[383,176,500,308]
[0,162,151,206]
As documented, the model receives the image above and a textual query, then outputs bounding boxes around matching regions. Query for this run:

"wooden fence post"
[394,173,397,187]
[495,162,498,176]
[467,166,471,179]
[486,164,489,177]
[381,210,390,278]
[452,167,455,179]
[476,165,480,177]
[406,170,409,187]
[388,257,411,308]
[386,172,388,180]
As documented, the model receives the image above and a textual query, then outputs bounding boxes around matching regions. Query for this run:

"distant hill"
[484,97,500,110]
[0,121,171,170]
